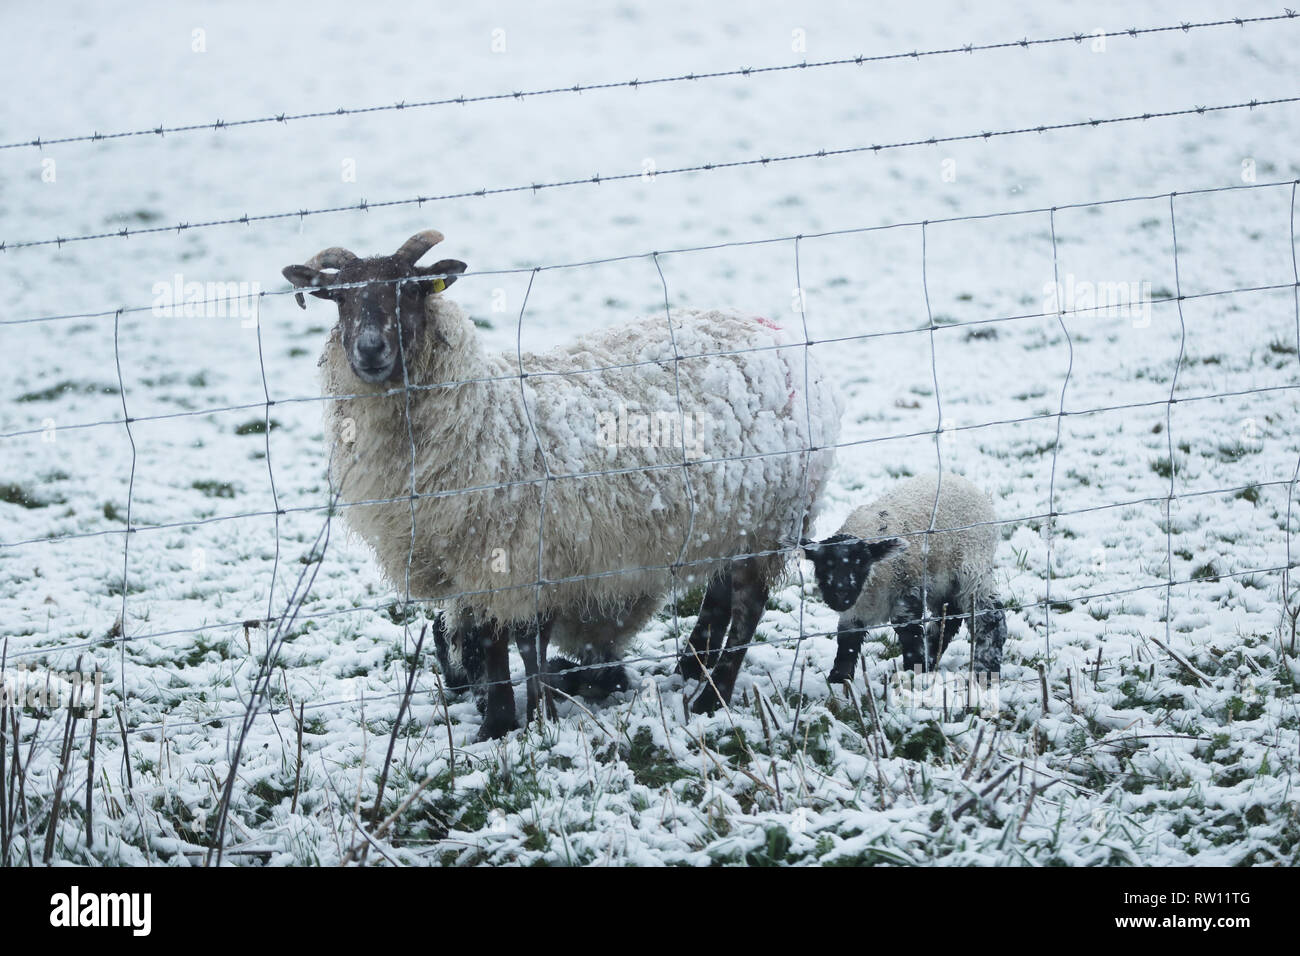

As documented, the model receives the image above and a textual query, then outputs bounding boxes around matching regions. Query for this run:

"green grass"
[234,418,282,435]
[0,482,63,509]
[626,727,696,789]
[191,479,239,499]
[16,380,119,403]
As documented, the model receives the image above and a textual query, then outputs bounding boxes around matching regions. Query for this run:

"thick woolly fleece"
[834,473,999,628]
[807,472,1007,679]
[320,294,843,669]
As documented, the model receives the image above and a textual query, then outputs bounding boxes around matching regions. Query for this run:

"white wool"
[321,295,843,658]
[837,473,998,627]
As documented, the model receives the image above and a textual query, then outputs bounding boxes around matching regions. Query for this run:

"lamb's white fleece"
[320,295,842,658]
[837,473,998,626]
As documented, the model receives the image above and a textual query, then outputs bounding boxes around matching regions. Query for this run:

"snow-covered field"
[2,0,1298,865]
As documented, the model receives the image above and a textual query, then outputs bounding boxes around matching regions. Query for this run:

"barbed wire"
[5,94,1298,253]
[3,177,1294,333]
[2,12,1292,154]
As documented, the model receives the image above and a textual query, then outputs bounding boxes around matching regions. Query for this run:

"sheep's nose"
[356,333,387,365]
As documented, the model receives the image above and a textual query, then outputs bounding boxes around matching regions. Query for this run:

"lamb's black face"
[803,533,905,613]
[282,230,467,385]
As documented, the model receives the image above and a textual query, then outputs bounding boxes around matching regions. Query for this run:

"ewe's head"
[802,533,906,613]
[282,230,467,385]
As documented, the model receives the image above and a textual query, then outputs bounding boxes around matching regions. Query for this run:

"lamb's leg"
[691,558,767,714]
[829,619,866,684]
[677,572,732,680]
[970,603,1008,675]
[896,595,934,673]
[476,624,518,741]
[921,605,954,670]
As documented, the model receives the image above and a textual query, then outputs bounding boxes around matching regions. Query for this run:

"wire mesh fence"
[2,9,1299,865]
[6,178,1297,728]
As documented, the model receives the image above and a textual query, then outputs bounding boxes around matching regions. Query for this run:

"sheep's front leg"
[677,572,732,680]
[514,617,556,724]
[829,619,866,684]
[970,604,1008,675]
[476,625,518,741]
[691,559,767,714]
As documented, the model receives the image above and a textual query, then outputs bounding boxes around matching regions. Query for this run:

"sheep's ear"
[282,264,334,309]
[417,259,468,294]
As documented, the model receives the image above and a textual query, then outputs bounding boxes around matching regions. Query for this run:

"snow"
[1,0,1298,865]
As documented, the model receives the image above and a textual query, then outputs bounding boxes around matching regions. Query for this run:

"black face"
[803,533,905,612]
[282,254,466,385]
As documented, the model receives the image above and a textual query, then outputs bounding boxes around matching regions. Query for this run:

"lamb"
[283,230,843,738]
[802,473,1007,682]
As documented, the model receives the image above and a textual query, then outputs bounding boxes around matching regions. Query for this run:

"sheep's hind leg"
[514,617,556,724]
[432,611,487,714]
[475,623,519,741]
[677,572,732,681]
[691,558,767,714]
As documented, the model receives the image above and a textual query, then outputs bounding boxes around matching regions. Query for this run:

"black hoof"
[690,684,724,715]
[828,665,854,685]
[474,715,518,742]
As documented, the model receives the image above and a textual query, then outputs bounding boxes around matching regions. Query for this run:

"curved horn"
[393,230,444,264]
[304,247,358,271]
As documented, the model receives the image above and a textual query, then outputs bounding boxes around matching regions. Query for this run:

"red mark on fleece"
[750,315,795,406]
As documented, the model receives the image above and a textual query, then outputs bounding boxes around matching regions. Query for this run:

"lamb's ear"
[282,264,333,309]
[418,259,468,293]
[802,532,850,563]
[865,537,906,562]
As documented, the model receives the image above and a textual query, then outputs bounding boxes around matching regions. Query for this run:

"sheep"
[802,473,1007,682]
[283,230,844,738]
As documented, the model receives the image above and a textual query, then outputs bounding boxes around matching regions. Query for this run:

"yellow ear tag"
[431,278,446,293]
